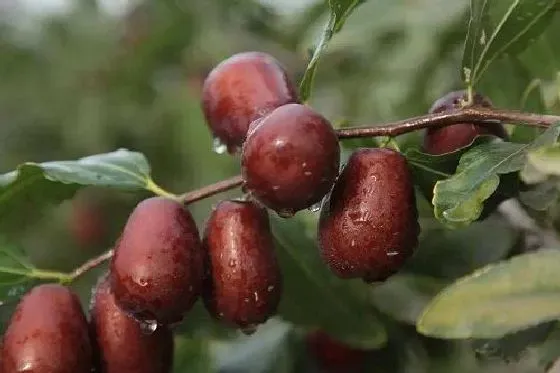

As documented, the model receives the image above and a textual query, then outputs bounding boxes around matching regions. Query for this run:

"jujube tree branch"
[63,106,560,278]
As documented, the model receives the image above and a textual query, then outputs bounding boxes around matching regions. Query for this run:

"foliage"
[1,0,560,372]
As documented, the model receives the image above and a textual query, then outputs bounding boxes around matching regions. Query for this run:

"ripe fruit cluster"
[1,51,507,372]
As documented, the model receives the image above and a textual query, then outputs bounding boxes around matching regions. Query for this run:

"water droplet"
[212,137,228,154]
[228,259,237,267]
[138,278,148,287]
[241,324,258,335]
[272,185,280,191]
[267,285,275,292]
[304,171,312,176]
[277,209,295,218]
[218,312,224,317]
[307,202,321,213]
[244,297,250,303]
[386,251,399,257]
[138,320,158,335]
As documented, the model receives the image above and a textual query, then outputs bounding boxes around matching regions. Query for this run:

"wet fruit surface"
[1,284,92,373]
[202,200,281,330]
[202,51,299,153]
[110,197,203,325]
[241,103,340,216]
[90,275,174,373]
[305,330,372,373]
[423,90,507,155]
[318,148,419,282]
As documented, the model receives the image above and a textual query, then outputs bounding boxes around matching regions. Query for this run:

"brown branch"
[70,249,114,282]
[178,174,244,204]
[64,107,560,281]
[336,107,560,138]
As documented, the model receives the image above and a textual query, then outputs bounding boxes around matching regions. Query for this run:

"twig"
[178,175,244,204]
[61,107,560,280]
[336,107,560,138]
[70,249,114,282]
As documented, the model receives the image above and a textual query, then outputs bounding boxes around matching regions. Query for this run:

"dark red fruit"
[202,51,299,153]
[423,90,507,155]
[305,330,372,373]
[202,200,281,330]
[90,275,174,373]
[110,197,203,325]
[1,284,92,373]
[241,103,340,216]
[318,148,419,282]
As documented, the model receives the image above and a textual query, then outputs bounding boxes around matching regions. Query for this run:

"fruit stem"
[178,175,244,205]
[336,107,560,139]
[28,268,74,283]
[146,178,179,199]
[68,249,114,283]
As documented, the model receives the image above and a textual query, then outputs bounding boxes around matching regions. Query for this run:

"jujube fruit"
[70,197,107,248]
[423,90,507,155]
[90,275,174,373]
[318,148,419,282]
[241,103,340,216]
[202,200,282,330]
[305,330,372,373]
[202,51,299,153]
[110,196,203,325]
[1,284,92,373]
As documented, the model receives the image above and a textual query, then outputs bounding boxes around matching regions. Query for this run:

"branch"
[69,249,114,283]
[178,175,244,204]
[336,107,560,138]
[61,106,560,281]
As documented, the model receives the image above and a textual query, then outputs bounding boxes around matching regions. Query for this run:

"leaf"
[172,336,213,373]
[299,0,364,102]
[417,249,560,339]
[405,136,494,201]
[0,149,153,231]
[407,217,518,279]
[519,180,559,211]
[213,320,295,373]
[271,214,386,349]
[0,241,34,285]
[371,274,446,325]
[433,124,560,227]
[462,0,557,86]
[523,145,560,179]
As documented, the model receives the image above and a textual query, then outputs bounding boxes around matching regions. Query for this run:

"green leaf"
[271,214,386,349]
[405,136,493,201]
[0,149,154,231]
[299,0,364,102]
[462,0,557,86]
[433,124,560,228]
[371,274,446,325]
[417,249,560,339]
[172,336,213,373]
[0,241,34,285]
[523,144,560,179]
[408,217,518,279]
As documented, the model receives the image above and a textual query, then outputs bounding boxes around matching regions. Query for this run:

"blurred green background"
[1,0,560,372]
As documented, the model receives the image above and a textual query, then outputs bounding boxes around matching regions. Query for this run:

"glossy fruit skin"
[1,284,92,373]
[90,275,174,373]
[318,148,419,282]
[423,90,507,155]
[305,330,372,373]
[202,200,282,329]
[241,103,340,216]
[110,197,203,325]
[202,51,299,153]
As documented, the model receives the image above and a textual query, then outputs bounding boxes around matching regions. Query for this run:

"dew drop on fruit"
[212,137,228,154]
[138,319,158,335]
